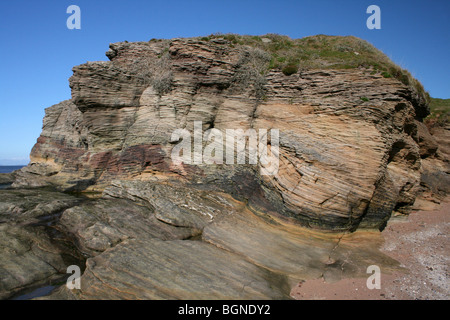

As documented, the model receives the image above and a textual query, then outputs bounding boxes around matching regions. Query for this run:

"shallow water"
[5,206,87,300]
[12,286,56,300]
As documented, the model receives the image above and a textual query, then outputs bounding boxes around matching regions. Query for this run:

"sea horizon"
[0,165,26,174]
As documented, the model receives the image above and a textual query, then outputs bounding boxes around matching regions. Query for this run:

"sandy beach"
[291,198,449,300]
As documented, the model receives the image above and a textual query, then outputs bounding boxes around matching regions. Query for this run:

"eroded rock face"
[2,36,447,300]
[14,38,430,232]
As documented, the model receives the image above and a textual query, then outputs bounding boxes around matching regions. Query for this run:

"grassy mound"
[194,33,430,107]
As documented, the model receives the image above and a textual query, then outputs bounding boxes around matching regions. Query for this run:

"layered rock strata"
[15,38,432,231]
[2,36,448,300]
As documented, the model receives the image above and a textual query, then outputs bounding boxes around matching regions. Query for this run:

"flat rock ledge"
[0,182,403,300]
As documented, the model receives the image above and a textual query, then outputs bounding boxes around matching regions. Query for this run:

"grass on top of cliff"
[193,33,430,104]
[425,98,450,127]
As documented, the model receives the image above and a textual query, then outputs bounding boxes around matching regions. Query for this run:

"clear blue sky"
[0,0,449,165]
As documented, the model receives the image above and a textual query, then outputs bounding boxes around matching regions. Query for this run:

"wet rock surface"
[0,189,84,299]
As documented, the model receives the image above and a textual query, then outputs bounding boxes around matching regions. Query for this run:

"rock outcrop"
[0,189,84,299]
[2,34,448,300]
[14,37,431,231]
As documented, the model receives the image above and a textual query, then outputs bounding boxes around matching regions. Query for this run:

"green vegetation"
[129,48,173,96]
[282,64,299,76]
[425,98,450,127]
[196,33,430,104]
[232,47,271,100]
[360,97,369,102]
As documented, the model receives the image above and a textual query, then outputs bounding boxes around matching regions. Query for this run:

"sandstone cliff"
[2,34,448,300]
[15,35,433,231]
